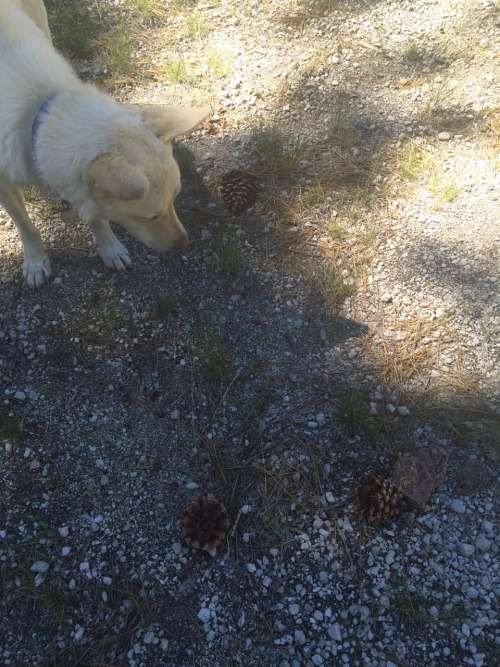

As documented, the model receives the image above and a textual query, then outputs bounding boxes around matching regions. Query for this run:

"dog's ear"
[85,153,150,201]
[140,106,210,142]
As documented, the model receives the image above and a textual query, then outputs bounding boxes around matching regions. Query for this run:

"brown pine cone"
[353,473,403,522]
[180,496,230,551]
[218,170,260,214]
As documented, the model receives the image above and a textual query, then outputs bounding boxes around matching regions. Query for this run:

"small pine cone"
[353,473,403,522]
[218,170,260,214]
[180,497,230,551]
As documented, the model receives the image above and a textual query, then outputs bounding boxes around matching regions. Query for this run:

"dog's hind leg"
[0,185,52,287]
[87,218,132,272]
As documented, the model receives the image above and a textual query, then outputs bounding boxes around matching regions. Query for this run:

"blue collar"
[31,94,58,153]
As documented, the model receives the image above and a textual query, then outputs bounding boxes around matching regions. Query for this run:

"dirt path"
[1,1,499,666]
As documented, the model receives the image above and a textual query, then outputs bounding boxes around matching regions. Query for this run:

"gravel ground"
[1,1,499,666]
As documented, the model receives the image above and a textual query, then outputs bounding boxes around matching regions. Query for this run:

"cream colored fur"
[0,0,209,287]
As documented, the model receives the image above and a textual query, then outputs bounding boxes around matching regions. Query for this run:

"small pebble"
[31,561,49,574]
[451,499,466,514]
[475,534,491,552]
[458,543,475,557]
[197,607,211,623]
[481,520,493,535]
[294,630,306,645]
[328,622,342,642]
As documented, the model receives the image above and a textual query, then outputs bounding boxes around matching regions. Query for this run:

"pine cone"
[353,473,403,522]
[218,170,260,214]
[180,497,230,551]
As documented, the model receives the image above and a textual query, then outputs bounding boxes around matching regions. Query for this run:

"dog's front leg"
[0,185,52,287]
[88,218,132,271]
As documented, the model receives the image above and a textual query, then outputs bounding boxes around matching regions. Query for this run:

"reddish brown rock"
[390,447,449,511]
[453,460,493,495]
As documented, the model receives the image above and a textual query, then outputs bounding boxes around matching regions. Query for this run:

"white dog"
[0,0,209,287]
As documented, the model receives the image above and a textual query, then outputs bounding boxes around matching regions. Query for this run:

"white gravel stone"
[458,543,475,557]
[327,622,342,642]
[30,561,49,574]
[197,607,211,623]
[466,587,479,599]
[294,629,306,645]
[481,520,494,535]
[475,534,491,552]
[451,499,466,514]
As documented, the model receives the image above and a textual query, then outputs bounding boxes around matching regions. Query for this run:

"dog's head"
[83,106,209,251]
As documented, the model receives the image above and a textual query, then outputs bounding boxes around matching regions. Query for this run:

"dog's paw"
[98,241,132,272]
[23,255,52,288]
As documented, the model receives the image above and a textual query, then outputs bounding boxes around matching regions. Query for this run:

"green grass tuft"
[155,295,179,319]
[0,411,23,444]
[216,228,243,275]
[45,0,103,59]
[97,26,139,79]
[251,119,303,179]
[404,43,424,62]
[327,106,355,149]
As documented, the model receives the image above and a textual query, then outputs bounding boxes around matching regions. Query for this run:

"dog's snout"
[180,233,189,251]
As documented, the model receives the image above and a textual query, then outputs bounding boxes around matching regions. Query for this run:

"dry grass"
[482,106,500,166]
[251,119,304,180]
[357,314,499,456]
[361,315,450,389]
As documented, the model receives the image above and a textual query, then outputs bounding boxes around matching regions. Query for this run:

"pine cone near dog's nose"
[180,497,230,551]
[353,473,403,522]
[218,170,260,214]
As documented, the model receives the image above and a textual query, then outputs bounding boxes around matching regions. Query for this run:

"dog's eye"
[149,215,160,221]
